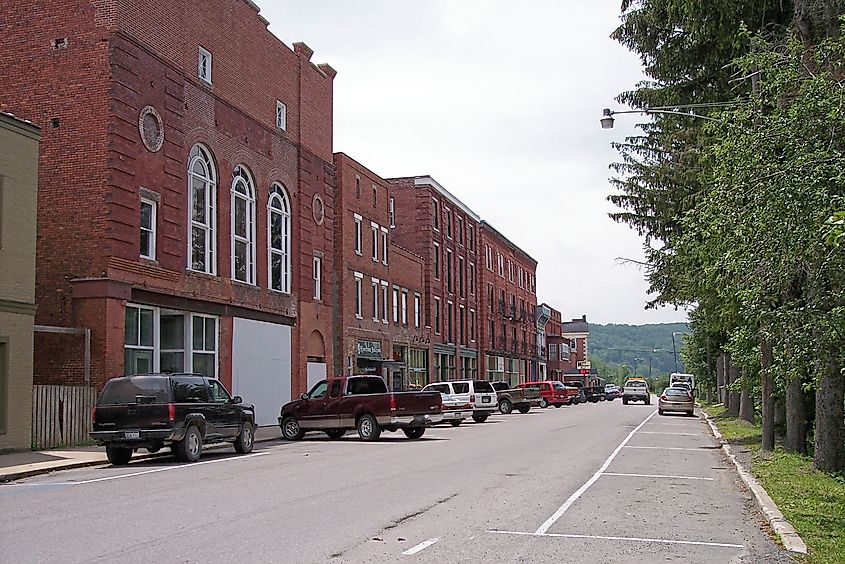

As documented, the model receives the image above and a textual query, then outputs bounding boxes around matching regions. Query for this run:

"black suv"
[91,373,256,465]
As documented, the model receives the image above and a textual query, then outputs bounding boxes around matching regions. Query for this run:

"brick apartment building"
[544,306,574,381]
[0,0,336,425]
[332,154,431,391]
[388,176,481,384]
[478,221,539,384]
[560,315,595,385]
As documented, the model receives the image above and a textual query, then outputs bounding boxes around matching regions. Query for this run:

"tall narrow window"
[372,185,377,208]
[188,144,217,274]
[470,309,476,341]
[432,199,439,230]
[381,282,389,322]
[389,196,395,227]
[469,264,475,295]
[354,214,362,254]
[433,242,440,280]
[371,223,379,261]
[124,305,154,374]
[140,198,156,260]
[198,46,212,83]
[456,217,463,245]
[414,294,421,327]
[447,302,454,343]
[458,256,465,297]
[401,291,408,325]
[444,208,452,238]
[276,100,287,131]
[231,165,256,284]
[313,256,322,300]
[446,249,453,293]
[268,184,291,293]
[354,273,363,318]
[355,177,361,199]
[372,279,379,321]
[468,225,475,250]
[381,228,388,265]
[192,315,218,377]
[433,297,441,334]
[393,288,400,323]
[486,245,493,270]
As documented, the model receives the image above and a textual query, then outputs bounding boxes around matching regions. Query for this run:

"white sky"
[258,0,689,325]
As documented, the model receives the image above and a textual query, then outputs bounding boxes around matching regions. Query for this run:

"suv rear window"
[473,381,494,393]
[98,376,170,405]
[452,382,469,394]
[347,377,388,395]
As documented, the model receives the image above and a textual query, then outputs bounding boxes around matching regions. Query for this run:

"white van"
[422,380,498,423]
[670,373,695,393]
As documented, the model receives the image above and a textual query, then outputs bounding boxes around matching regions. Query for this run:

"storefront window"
[486,354,504,381]
[408,348,428,390]
[505,358,518,386]
[125,305,154,375]
[461,355,477,380]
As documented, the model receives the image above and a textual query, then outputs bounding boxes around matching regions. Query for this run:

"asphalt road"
[0,399,791,563]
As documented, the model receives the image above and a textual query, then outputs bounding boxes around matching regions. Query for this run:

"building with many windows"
[478,221,539,384]
[388,176,481,383]
[0,0,336,425]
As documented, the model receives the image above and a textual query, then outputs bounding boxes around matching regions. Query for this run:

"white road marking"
[623,446,707,451]
[640,431,698,436]
[534,409,657,535]
[402,538,439,555]
[602,472,714,481]
[5,452,268,487]
[490,530,743,549]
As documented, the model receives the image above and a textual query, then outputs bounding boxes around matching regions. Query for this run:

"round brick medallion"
[312,194,325,225]
[138,105,164,152]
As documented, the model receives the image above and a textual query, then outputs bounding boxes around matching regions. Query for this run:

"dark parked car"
[91,373,256,465]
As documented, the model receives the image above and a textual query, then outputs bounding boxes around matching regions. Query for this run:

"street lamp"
[634,357,645,376]
[600,104,728,129]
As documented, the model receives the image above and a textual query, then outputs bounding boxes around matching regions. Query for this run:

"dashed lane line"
[490,530,744,549]
[602,472,714,481]
[402,538,439,556]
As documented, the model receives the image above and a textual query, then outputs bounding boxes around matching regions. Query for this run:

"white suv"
[422,380,498,423]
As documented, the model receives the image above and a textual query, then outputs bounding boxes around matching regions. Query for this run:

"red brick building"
[388,176,481,383]
[560,315,594,385]
[332,154,430,391]
[0,0,335,425]
[479,222,539,384]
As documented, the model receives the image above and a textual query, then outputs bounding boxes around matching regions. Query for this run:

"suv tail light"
[91,406,97,424]
[469,394,475,404]
[168,403,176,422]
[389,395,398,412]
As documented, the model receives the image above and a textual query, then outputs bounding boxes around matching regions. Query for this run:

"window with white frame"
[354,273,363,318]
[268,184,291,293]
[401,290,408,325]
[354,214,362,254]
[393,287,400,323]
[414,293,420,327]
[371,222,379,261]
[381,228,388,265]
[381,282,389,322]
[191,314,218,377]
[275,100,287,131]
[486,245,493,270]
[372,279,379,321]
[389,197,395,227]
[433,297,441,334]
[432,199,439,230]
[313,256,322,300]
[124,305,154,374]
[231,165,256,284]
[498,253,504,277]
[188,144,217,274]
[140,198,156,260]
[198,46,212,83]
[508,260,514,283]
[433,242,440,279]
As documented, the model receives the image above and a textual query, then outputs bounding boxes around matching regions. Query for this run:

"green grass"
[700,403,845,563]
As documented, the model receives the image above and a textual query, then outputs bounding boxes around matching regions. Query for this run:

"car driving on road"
[622,378,651,405]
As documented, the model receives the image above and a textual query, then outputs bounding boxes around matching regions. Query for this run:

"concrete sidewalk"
[0,425,282,482]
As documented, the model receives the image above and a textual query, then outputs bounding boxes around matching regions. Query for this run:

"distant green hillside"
[588,323,690,386]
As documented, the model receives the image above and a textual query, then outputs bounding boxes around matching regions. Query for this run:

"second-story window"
[198,47,212,83]
[401,290,408,325]
[371,223,379,262]
[433,297,441,334]
[188,144,217,274]
[446,249,453,293]
[414,294,421,327]
[372,279,379,321]
[458,256,465,297]
[381,228,388,265]
[381,282,389,322]
[276,100,287,131]
[354,274,363,318]
[354,214,362,254]
[393,287,400,323]
[268,184,291,293]
[433,242,440,280]
[313,256,322,300]
[140,198,156,260]
[469,263,475,295]
[231,165,256,284]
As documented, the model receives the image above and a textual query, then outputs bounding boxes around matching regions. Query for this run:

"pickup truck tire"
[472,413,489,423]
[646,397,652,405]
[623,398,629,405]
[325,429,346,439]
[539,398,549,409]
[174,425,202,462]
[357,414,382,441]
[554,404,562,408]
[403,427,425,439]
[281,416,305,441]
[516,404,530,414]
[449,420,462,427]
[234,422,255,454]
[498,399,513,414]
[106,445,132,465]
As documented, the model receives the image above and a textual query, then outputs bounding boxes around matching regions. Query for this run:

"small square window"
[198,47,212,84]
[276,100,287,131]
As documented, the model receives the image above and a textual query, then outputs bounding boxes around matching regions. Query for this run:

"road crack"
[383,492,458,531]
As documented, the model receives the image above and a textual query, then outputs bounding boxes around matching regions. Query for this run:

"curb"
[700,410,808,555]
[0,434,281,483]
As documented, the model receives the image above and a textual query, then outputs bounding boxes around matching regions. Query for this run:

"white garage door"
[232,318,292,426]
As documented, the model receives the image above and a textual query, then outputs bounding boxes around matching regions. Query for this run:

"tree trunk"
[705,345,714,403]
[761,338,775,450]
[727,354,741,418]
[785,372,808,455]
[717,351,726,405]
[814,352,845,472]
[739,368,755,423]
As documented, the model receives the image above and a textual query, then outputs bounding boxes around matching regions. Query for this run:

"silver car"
[658,387,695,417]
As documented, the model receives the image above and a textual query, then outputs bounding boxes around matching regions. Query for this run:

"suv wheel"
[516,405,530,414]
[357,414,382,441]
[106,445,132,465]
[499,399,513,415]
[449,420,462,427]
[472,413,489,423]
[174,425,202,462]
[234,421,254,454]
[281,416,305,441]
[539,398,549,409]
[403,427,425,439]
[325,429,346,439]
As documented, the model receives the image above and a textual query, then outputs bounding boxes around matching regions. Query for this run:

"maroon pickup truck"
[278,376,443,441]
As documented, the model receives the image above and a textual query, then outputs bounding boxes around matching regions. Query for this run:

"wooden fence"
[32,385,97,450]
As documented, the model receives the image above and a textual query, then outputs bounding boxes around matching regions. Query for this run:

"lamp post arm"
[608,108,722,122]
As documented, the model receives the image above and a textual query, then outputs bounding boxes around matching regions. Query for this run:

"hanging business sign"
[576,360,591,370]
[356,340,382,359]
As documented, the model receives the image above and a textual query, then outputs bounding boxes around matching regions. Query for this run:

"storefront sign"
[410,335,431,345]
[356,340,382,359]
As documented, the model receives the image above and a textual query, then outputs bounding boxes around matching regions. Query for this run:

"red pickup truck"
[278,376,443,441]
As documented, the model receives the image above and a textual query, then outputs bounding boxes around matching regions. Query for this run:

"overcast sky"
[258,0,689,326]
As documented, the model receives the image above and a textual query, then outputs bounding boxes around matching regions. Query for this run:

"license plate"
[124,431,140,439]
[482,396,491,403]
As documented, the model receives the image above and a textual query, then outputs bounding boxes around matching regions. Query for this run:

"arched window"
[188,144,217,274]
[231,165,256,284]
[268,183,291,293]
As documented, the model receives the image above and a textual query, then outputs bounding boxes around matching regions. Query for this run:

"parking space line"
[639,431,698,436]
[490,530,743,549]
[402,538,439,555]
[534,409,657,534]
[623,446,706,451]
[602,472,714,481]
